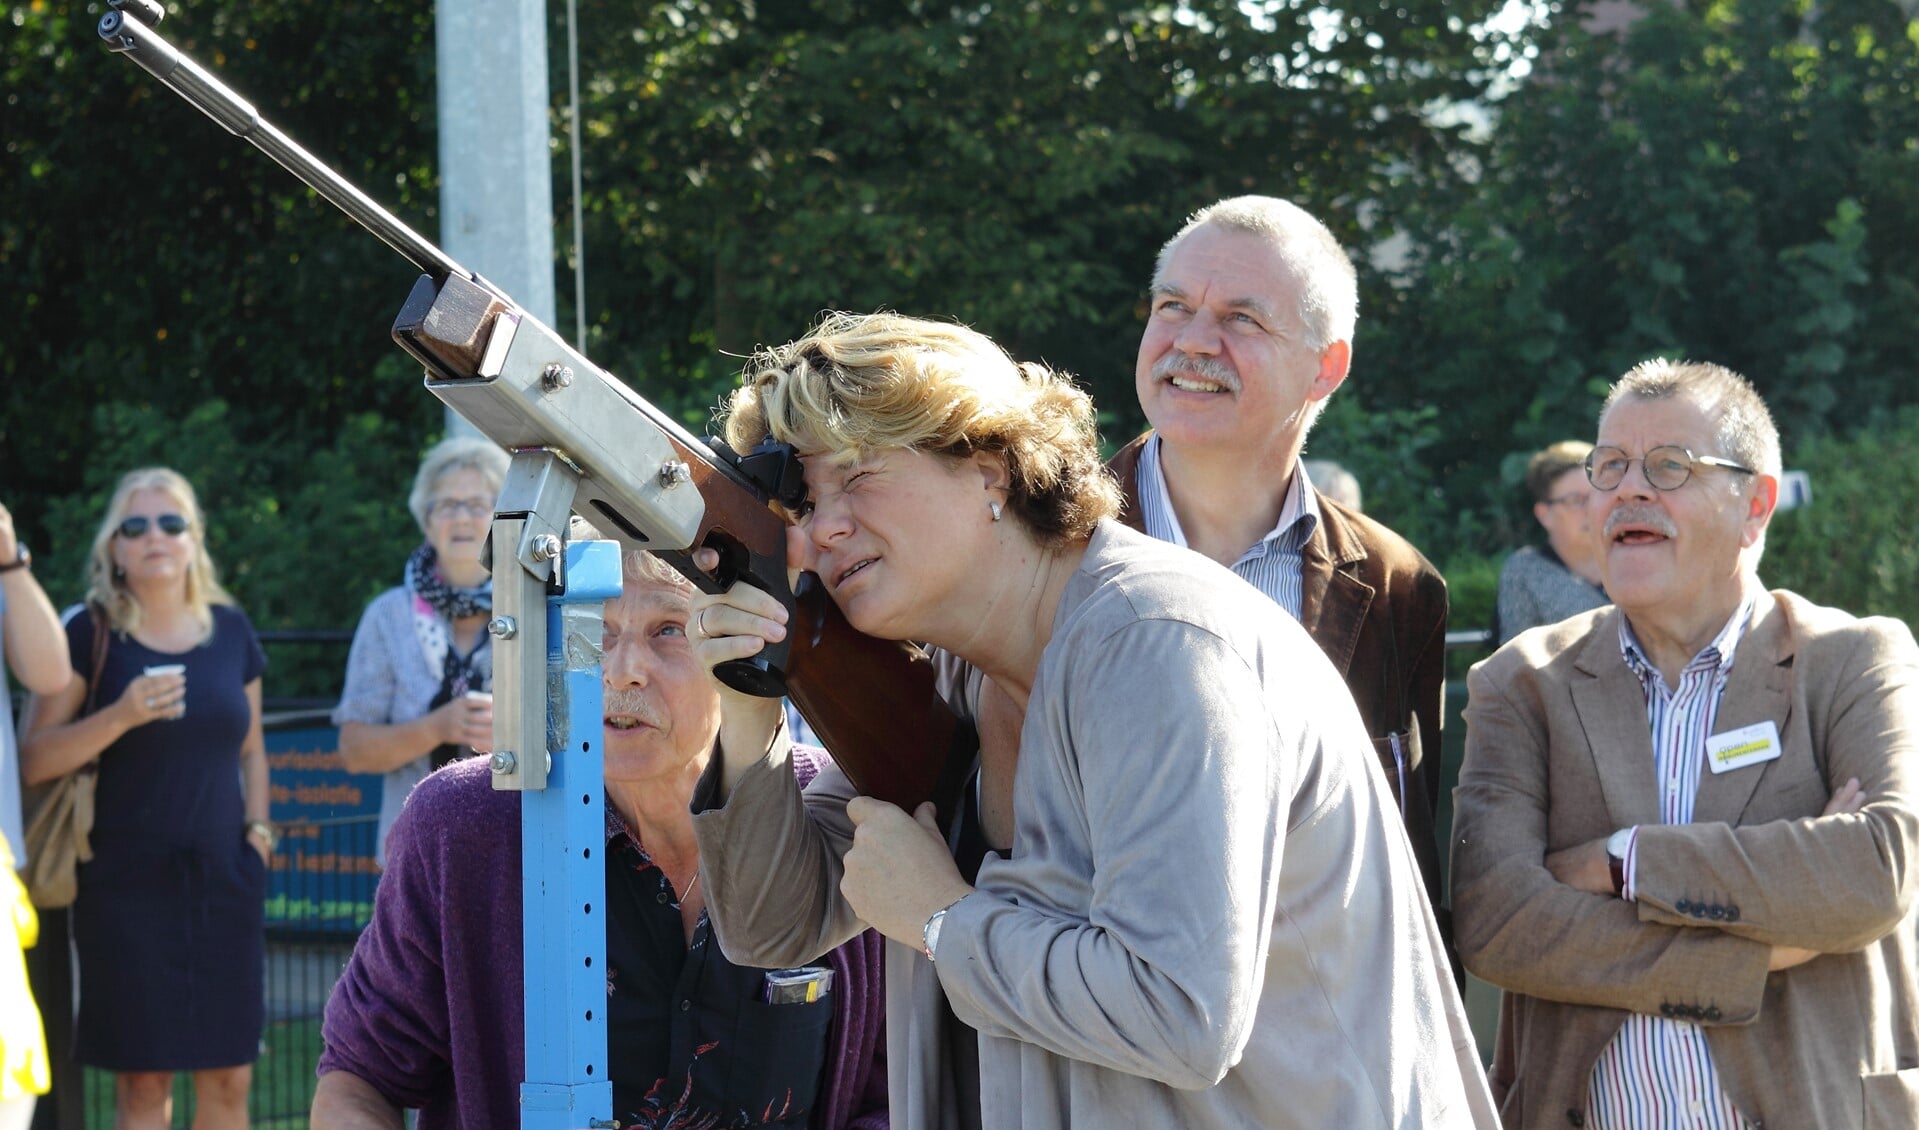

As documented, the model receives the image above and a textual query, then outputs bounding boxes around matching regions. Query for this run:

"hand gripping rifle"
[97,2,974,815]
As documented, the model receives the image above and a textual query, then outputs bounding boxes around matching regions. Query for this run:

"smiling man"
[312,549,889,1130]
[1452,359,1919,1128]
[1108,196,1452,934]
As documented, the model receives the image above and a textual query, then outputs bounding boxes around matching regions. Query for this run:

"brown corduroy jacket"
[1108,433,1451,919]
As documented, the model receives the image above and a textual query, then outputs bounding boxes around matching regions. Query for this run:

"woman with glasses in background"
[1493,440,1610,645]
[334,436,508,865]
[20,467,270,1130]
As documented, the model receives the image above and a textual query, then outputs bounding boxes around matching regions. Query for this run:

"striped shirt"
[1586,598,1759,1130]
[1135,435,1319,619]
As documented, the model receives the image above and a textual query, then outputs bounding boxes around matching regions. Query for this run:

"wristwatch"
[0,544,30,574]
[922,908,949,961]
[1606,828,1633,897]
[246,820,279,853]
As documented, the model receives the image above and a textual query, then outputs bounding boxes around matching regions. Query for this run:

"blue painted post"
[520,539,622,1129]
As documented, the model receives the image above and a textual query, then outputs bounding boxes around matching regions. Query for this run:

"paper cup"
[144,664,187,719]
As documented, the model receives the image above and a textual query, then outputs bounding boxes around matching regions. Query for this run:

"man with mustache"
[1452,360,1919,1128]
[1108,195,1452,933]
[311,548,889,1130]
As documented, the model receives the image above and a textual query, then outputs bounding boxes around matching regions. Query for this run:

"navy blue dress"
[67,603,269,1071]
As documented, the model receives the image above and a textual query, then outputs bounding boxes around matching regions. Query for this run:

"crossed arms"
[1452,616,1919,1023]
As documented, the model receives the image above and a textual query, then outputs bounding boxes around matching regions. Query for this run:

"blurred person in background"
[1493,440,1608,645]
[1,839,48,1130]
[0,498,64,1130]
[1303,458,1362,511]
[2,497,72,871]
[334,436,507,865]
[19,468,270,1130]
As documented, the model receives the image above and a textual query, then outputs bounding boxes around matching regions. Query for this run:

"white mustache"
[1153,351,1241,393]
[602,688,666,728]
[1604,505,1679,540]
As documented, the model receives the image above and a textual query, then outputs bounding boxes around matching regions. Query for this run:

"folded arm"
[1453,663,1773,1020]
[19,668,142,785]
[1630,629,1918,952]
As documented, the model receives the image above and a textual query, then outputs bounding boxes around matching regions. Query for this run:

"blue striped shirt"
[1135,435,1318,620]
[1586,598,1759,1130]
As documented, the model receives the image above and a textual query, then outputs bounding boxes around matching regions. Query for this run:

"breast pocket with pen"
[716,966,836,1121]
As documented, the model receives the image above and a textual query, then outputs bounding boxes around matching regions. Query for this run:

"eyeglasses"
[428,497,493,520]
[1585,445,1756,492]
[115,513,190,539]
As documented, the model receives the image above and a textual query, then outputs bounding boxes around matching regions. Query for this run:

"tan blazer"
[1452,590,1919,1129]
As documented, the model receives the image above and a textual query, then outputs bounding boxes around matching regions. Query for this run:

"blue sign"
[264,719,381,933]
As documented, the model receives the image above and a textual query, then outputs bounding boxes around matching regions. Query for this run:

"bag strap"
[78,601,110,775]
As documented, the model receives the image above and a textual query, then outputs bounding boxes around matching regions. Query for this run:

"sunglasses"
[115,513,190,539]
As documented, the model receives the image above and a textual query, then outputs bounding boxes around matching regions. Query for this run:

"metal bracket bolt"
[658,460,691,489]
[490,751,518,775]
[540,363,574,391]
[488,615,519,639]
[531,533,563,561]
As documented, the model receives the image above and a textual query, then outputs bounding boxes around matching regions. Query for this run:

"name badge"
[1706,721,1782,774]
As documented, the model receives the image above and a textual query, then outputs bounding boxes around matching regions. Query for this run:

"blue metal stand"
[505,532,621,1129]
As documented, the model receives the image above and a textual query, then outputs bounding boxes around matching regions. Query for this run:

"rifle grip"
[713,648,790,698]
[706,539,796,699]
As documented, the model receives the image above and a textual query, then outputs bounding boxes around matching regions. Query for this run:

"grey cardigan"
[694,521,1494,1129]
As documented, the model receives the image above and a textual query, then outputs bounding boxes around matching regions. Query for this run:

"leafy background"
[4,0,1916,701]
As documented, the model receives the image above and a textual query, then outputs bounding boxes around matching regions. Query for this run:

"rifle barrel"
[99,10,467,282]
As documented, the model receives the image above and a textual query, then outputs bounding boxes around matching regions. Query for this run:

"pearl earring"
[989,501,1003,522]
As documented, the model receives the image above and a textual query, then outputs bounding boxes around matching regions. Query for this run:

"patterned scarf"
[406,542,492,621]
[404,543,493,769]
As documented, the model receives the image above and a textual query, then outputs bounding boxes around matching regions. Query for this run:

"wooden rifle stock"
[101,7,975,817]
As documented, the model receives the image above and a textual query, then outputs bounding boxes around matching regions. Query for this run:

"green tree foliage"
[6,0,1914,670]
[28,399,424,699]
[1765,406,1919,627]
[1371,0,1919,564]
[564,0,1512,437]
[3,1,449,690]
[3,0,1510,673]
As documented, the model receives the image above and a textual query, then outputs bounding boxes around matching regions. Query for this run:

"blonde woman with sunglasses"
[20,467,269,1130]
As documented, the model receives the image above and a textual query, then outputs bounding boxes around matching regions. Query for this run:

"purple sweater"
[318,754,888,1130]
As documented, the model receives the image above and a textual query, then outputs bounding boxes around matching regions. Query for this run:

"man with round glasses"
[1583,445,1755,492]
[1453,358,1919,1128]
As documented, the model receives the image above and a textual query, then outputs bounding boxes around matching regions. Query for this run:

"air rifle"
[98,0,972,814]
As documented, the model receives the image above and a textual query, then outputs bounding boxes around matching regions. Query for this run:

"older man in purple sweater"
[313,551,887,1130]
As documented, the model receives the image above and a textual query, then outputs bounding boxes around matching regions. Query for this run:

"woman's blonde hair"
[85,467,234,636]
[721,312,1119,546]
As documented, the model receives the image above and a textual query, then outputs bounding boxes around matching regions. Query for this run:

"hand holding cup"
[435,690,493,751]
[121,664,187,726]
